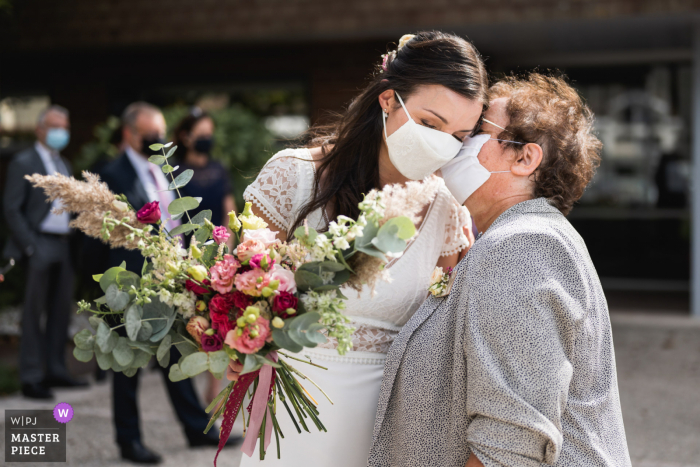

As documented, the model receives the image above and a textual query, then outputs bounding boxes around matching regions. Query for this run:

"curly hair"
[489,74,602,215]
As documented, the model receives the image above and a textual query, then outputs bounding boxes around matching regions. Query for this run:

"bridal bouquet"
[28,142,438,464]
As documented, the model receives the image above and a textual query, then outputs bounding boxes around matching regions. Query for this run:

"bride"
[232,31,488,466]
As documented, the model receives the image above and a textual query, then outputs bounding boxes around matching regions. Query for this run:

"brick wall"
[5,0,698,50]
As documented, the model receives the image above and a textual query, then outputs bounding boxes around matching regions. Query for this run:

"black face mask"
[193,137,213,155]
[141,136,165,156]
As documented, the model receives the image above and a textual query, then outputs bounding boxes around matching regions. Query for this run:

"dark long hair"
[290,30,489,235]
[172,107,213,159]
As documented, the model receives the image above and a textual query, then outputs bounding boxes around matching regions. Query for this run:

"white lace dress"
[240,148,470,467]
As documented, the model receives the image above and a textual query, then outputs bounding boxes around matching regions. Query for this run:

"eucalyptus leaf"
[117,270,140,290]
[208,350,229,374]
[381,216,416,240]
[168,196,200,216]
[148,155,165,165]
[73,347,94,363]
[171,211,185,221]
[113,337,135,367]
[353,220,379,249]
[239,353,264,376]
[168,364,187,382]
[180,352,209,377]
[371,224,407,255]
[105,283,130,311]
[194,225,213,244]
[130,349,152,369]
[125,304,143,341]
[161,164,174,174]
[190,210,212,225]
[355,244,387,261]
[127,339,155,355]
[123,367,139,377]
[142,299,175,340]
[255,355,282,369]
[271,328,303,353]
[136,321,153,341]
[169,223,200,236]
[94,295,107,305]
[92,274,103,282]
[74,329,95,350]
[149,310,176,342]
[163,142,173,148]
[157,334,172,368]
[99,266,125,293]
[94,347,113,370]
[96,322,118,353]
[149,143,164,151]
[168,169,194,190]
[111,357,129,373]
[165,146,177,158]
[201,242,218,263]
[294,270,324,292]
[88,316,104,331]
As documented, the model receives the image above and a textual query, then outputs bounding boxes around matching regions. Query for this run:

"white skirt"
[238,347,387,467]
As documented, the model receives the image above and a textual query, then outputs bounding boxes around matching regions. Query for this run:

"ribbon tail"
[214,372,257,467]
[241,352,278,458]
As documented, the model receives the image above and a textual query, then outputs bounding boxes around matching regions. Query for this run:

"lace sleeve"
[243,151,300,231]
[441,197,472,257]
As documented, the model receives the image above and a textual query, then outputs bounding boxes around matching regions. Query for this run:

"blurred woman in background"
[173,108,236,229]
[173,108,236,402]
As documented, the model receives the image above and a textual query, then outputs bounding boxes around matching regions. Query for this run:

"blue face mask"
[45,128,70,151]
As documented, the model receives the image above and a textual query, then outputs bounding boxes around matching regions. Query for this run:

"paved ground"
[0,311,699,466]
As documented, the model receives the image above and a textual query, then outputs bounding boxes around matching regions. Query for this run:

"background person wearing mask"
[97,102,238,464]
[3,105,88,399]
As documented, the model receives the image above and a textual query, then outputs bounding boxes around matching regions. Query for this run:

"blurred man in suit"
[3,105,88,399]
[97,102,237,464]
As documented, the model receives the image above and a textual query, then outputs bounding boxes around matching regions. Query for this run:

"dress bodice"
[244,148,470,353]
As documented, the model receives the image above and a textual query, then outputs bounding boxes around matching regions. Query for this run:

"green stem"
[278,352,328,370]
[162,147,193,224]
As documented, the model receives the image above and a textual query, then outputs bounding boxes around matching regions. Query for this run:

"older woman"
[368,74,632,467]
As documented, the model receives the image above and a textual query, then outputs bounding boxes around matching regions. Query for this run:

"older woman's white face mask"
[441,118,525,205]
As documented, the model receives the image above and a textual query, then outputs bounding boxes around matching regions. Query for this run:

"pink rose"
[136,201,161,224]
[235,239,266,262]
[186,316,209,344]
[212,226,230,245]
[209,254,240,294]
[269,264,296,293]
[242,228,279,248]
[224,317,271,354]
[233,268,269,297]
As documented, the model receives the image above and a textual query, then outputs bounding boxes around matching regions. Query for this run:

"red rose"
[231,290,253,310]
[209,310,230,330]
[136,201,161,224]
[185,279,211,295]
[209,293,235,317]
[272,291,298,318]
[216,318,235,339]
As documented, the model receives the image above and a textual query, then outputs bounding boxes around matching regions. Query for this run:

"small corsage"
[428,266,453,297]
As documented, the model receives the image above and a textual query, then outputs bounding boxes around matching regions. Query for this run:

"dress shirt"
[35,141,71,234]
[124,145,175,224]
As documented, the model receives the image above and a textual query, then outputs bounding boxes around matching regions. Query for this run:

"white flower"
[328,221,343,237]
[430,267,444,286]
[112,200,129,212]
[157,289,173,306]
[333,237,350,250]
[347,224,364,240]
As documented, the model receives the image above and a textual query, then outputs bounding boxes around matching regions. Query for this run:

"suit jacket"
[95,152,151,274]
[3,146,73,259]
[368,198,631,467]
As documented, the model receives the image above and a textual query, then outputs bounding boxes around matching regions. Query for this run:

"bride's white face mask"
[441,118,526,205]
[382,92,464,180]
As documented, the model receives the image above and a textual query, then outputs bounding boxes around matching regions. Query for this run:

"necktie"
[148,164,181,231]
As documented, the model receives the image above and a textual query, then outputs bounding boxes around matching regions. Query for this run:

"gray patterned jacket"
[368,198,631,467]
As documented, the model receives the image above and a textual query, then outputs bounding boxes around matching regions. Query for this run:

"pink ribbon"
[241,351,278,457]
